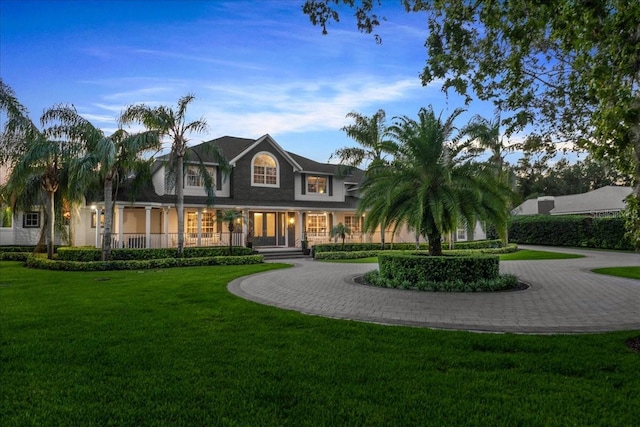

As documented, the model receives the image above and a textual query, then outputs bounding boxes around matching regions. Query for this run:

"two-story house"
[2,134,485,249]
[75,134,373,249]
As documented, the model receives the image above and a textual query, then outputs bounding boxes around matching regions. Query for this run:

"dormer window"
[252,152,279,187]
[307,176,327,194]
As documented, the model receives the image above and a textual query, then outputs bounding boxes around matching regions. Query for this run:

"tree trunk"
[379,223,385,250]
[176,155,185,257]
[427,231,443,256]
[102,177,114,261]
[47,190,55,259]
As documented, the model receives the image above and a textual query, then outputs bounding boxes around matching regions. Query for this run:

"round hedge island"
[364,252,518,292]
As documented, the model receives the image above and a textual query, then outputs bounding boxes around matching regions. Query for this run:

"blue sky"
[2,0,505,164]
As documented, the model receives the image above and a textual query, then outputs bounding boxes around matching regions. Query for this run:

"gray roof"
[512,186,633,216]
[550,186,632,215]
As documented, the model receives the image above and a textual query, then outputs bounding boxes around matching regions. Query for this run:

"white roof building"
[512,186,633,217]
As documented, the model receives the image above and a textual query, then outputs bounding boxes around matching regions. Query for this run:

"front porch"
[85,204,410,250]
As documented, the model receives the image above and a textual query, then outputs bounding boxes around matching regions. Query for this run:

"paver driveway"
[228,246,639,333]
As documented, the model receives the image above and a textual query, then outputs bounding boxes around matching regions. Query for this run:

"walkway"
[228,246,640,333]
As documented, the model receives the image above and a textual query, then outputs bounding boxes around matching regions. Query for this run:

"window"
[23,212,40,228]
[457,226,467,241]
[186,165,214,187]
[307,176,327,194]
[306,214,327,234]
[91,211,105,228]
[186,211,216,234]
[252,153,278,187]
[344,215,361,233]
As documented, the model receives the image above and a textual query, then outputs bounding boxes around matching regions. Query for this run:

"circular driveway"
[228,246,640,333]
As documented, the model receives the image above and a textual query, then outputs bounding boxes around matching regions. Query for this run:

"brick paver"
[228,246,640,333]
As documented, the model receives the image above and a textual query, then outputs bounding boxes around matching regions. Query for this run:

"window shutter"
[216,167,222,190]
[301,174,306,194]
[328,176,333,196]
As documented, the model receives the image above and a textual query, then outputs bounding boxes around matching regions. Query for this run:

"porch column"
[197,208,202,246]
[117,205,124,248]
[330,212,336,242]
[145,206,151,248]
[242,209,249,246]
[94,206,100,248]
[298,211,304,244]
[163,207,169,248]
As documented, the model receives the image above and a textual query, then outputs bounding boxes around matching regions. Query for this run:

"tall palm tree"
[44,105,161,260]
[331,109,393,169]
[3,119,82,259]
[120,94,229,256]
[462,109,516,242]
[332,109,395,248]
[360,106,512,256]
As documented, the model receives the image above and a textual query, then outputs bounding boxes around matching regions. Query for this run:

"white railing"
[102,232,245,249]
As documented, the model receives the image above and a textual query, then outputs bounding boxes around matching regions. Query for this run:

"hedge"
[378,253,499,284]
[26,254,264,271]
[313,239,504,254]
[509,215,633,250]
[313,244,517,261]
[57,246,254,262]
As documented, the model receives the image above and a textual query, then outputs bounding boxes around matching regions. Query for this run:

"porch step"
[256,248,311,260]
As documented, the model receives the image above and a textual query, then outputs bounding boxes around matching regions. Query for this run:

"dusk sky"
[2,0,510,164]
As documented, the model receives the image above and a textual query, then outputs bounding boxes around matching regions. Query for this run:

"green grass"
[592,266,640,280]
[1,261,639,426]
[499,249,584,261]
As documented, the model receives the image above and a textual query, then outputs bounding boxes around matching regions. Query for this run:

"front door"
[252,212,277,246]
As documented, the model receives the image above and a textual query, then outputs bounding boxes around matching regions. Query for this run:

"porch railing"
[100,232,245,249]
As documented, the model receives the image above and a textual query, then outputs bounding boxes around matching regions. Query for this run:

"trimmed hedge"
[509,215,633,250]
[57,246,254,262]
[313,239,504,254]
[378,253,499,284]
[314,244,518,261]
[453,239,503,249]
[26,254,264,271]
[0,252,30,261]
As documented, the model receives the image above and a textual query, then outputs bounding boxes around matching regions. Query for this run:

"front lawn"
[592,266,640,280]
[1,261,638,425]
[498,249,584,261]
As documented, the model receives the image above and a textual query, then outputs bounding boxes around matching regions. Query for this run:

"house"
[511,185,633,217]
[1,135,487,249]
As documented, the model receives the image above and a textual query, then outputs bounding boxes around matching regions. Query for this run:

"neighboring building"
[511,185,633,217]
[2,135,487,249]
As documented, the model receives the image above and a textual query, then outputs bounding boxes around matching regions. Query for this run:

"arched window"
[252,152,279,187]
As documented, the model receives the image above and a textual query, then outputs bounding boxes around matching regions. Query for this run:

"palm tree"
[331,109,393,169]
[332,109,395,248]
[120,94,229,256]
[330,222,352,248]
[3,118,82,259]
[217,209,243,255]
[462,109,516,243]
[360,106,512,256]
[44,105,161,260]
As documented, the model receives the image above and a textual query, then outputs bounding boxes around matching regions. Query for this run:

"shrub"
[0,252,30,261]
[378,253,499,284]
[57,246,254,262]
[509,215,633,250]
[363,269,518,292]
[26,254,263,271]
[453,239,503,249]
